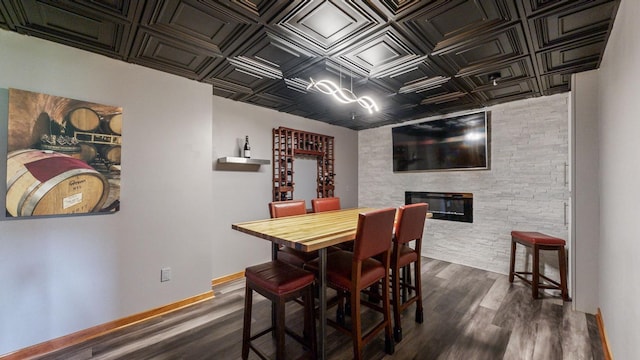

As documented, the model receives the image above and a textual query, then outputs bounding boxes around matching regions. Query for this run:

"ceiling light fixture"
[307,77,379,114]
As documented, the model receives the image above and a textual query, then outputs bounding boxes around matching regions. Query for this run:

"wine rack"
[272,127,335,202]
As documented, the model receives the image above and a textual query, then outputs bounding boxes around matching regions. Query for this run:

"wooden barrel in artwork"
[6,149,109,217]
[66,107,101,132]
[39,143,82,160]
[100,145,121,164]
[101,113,122,135]
[78,143,98,164]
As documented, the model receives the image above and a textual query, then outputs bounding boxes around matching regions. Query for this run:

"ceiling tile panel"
[223,0,293,22]
[0,0,620,130]
[540,73,571,95]
[129,29,223,80]
[8,0,134,58]
[368,0,432,20]
[139,0,259,57]
[271,0,384,54]
[528,0,618,51]
[230,30,317,78]
[459,57,535,90]
[335,26,423,77]
[210,78,253,100]
[434,24,528,77]
[401,0,518,53]
[536,35,606,75]
[0,4,9,29]
[243,92,293,110]
[475,78,540,104]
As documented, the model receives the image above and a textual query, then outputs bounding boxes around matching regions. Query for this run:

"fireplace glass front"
[405,191,473,223]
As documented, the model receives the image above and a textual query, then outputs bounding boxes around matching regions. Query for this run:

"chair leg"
[401,266,409,303]
[242,285,252,360]
[275,298,286,360]
[382,270,394,355]
[336,290,345,325]
[532,244,540,298]
[558,246,569,301]
[304,285,317,357]
[509,238,516,283]
[392,266,402,342]
[414,260,423,324]
[351,288,363,360]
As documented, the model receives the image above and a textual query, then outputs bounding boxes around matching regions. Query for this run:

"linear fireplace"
[405,191,473,223]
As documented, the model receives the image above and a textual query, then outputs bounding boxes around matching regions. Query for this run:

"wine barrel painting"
[66,107,101,132]
[6,149,109,217]
[101,113,123,135]
[39,143,82,160]
[100,145,121,164]
[78,143,98,164]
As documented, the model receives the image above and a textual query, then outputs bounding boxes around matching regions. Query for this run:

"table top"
[232,207,375,252]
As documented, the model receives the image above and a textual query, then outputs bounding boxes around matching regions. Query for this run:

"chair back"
[269,200,306,218]
[353,208,396,261]
[311,197,341,212]
[395,203,428,245]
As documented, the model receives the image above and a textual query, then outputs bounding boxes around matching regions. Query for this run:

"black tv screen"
[392,112,489,172]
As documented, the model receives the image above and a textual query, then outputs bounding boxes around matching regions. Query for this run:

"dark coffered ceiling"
[0,0,620,130]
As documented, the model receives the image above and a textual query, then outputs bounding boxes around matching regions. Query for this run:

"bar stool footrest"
[514,272,563,291]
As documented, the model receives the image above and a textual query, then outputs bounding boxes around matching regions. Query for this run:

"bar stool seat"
[242,260,317,360]
[509,231,570,301]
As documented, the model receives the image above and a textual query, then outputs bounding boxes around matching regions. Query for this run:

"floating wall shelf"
[217,157,270,165]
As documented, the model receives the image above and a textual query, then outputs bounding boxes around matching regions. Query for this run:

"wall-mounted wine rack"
[272,127,335,201]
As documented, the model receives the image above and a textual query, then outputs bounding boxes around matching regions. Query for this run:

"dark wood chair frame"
[242,263,317,360]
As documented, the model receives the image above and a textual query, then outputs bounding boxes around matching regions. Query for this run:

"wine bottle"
[243,135,251,158]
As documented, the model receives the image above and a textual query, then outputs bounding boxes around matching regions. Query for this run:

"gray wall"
[584,0,640,357]
[0,29,358,355]
[210,96,359,278]
[359,95,570,276]
[571,71,600,314]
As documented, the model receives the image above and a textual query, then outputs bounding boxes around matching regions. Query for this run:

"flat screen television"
[392,111,489,172]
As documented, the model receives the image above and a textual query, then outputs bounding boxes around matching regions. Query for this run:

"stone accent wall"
[359,94,569,275]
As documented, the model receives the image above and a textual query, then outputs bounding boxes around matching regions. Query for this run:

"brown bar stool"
[391,203,428,342]
[306,208,396,360]
[509,231,570,301]
[242,260,317,360]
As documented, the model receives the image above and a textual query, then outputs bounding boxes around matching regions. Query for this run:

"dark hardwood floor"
[34,258,603,360]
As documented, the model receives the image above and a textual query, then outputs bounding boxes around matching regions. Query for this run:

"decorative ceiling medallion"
[274,0,383,53]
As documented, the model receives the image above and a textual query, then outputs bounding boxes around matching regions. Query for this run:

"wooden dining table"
[232,207,375,360]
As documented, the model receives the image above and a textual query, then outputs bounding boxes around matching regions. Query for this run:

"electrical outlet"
[161,267,171,282]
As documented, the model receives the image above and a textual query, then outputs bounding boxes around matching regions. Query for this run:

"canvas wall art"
[6,88,121,217]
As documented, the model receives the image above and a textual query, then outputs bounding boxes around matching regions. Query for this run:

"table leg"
[319,247,327,360]
[271,243,278,333]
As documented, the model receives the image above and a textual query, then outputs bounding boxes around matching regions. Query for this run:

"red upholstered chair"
[269,199,307,219]
[311,197,341,213]
[307,208,397,360]
[509,231,570,301]
[242,260,317,360]
[269,200,319,268]
[311,197,351,253]
[390,203,428,342]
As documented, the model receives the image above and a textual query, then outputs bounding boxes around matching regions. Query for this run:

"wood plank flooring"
[33,258,604,360]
